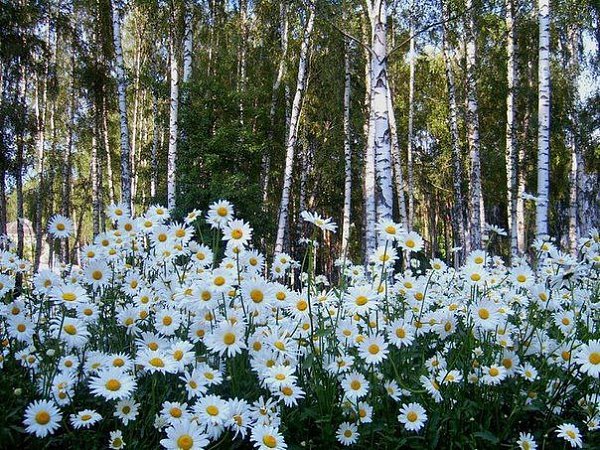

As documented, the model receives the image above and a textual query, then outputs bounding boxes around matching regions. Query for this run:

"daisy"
[517,432,538,450]
[155,308,182,336]
[107,203,131,222]
[137,349,177,374]
[160,420,209,450]
[114,399,140,425]
[207,199,234,228]
[371,245,398,266]
[205,321,247,357]
[89,368,137,400]
[344,285,379,315]
[399,231,424,253]
[575,340,600,378]
[420,375,443,403]
[83,260,111,289]
[109,430,126,449]
[518,363,539,382]
[275,383,306,407]
[264,365,297,389]
[222,219,253,245]
[387,319,415,348]
[23,400,62,438]
[251,424,287,450]
[376,219,403,242]
[161,401,190,425]
[48,214,74,239]
[54,317,90,349]
[51,282,90,309]
[358,334,389,365]
[69,409,102,429]
[471,299,500,331]
[398,402,427,431]
[336,422,359,446]
[300,211,337,233]
[481,364,507,385]
[556,423,583,448]
[194,395,230,426]
[341,371,369,400]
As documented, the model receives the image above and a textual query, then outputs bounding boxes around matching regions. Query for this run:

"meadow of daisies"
[1,201,599,449]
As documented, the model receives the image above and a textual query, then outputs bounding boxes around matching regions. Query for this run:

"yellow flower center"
[478,308,490,320]
[344,429,353,438]
[407,411,418,422]
[274,341,285,351]
[63,324,77,335]
[589,352,600,365]
[17,324,26,333]
[262,435,277,448]
[105,379,121,391]
[149,357,164,367]
[489,367,499,377]
[56,223,65,231]
[113,358,125,367]
[275,373,286,381]
[177,434,194,450]
[281,386,293,396]
[162,316,173,326]
[567,430,576,439]
[170,407,182,418]
[206,405,219,416]
[562,317,571,326]
[214,276,226,286]
[250,289,264,303]
[405,240,415,248]
[62,292,76,302]
[355,296,368,306]
[231,229,243,239]
[35,411,51,425]
[223,332,236,345]
[385,225,396,234]
[471,273,481,282]
[516,274,527,283]
[368,344,380,355]
[296,300,308,311]
[350,380,361,390]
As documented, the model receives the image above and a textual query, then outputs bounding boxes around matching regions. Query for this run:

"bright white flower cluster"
[1,204,599,448]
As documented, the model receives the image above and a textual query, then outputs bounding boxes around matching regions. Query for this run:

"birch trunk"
[101,93,115,205]
[262,1,289,204]
[368,0,393,224]
[536,0,550,239]
[91,126,100,237]
[274,4,315,254]
[516,63,531,254]
[183,0,193,84]
[567,27,579,254]
[362,14,376,257]
[406,19,415,231]
[167,27,180,211]
[238,0,247,125]
[341,34,352,256]
[16,67,26,260]
[442,1,466,264]
[465,0,483,249]
[151,88,159,199]
[387,85,408,230]
[505,0,518,256]
[62,41,75,264]
[111,0,132,208]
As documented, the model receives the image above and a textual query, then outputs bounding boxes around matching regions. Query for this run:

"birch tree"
[442,0,466,264]
[465,0,484,249]
[536,0,550,239]
[167,20,180,212]
[341,33,353,256]
[387,85,408,230]
[505,0,518,256]
[406,13,415,231]
[567,26,579,254]
[367,0,394,224]
[111,0,132,208]
[274,3,315,254]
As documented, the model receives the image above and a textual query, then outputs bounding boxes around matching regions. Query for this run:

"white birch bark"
[505,0,518,256]
[442,1,466,264]
[341,34,353,256]
[183,0,193,84]
[101,93,115,205]
[536,0,550,239]
[151,88,159,199]
[368,0,393,224]
[167,27,180,211]
[262,1,289,204]
[238,0,247,125]
[406,18,415,231]
[465,0,483,249]
[567,27,578,254]
[363,14,377,258]
[111,0,132,208]
[387,85,408,230]
[274,4,315,254]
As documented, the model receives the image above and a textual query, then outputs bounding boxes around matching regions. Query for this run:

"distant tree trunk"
[0,164,6,237]
[567,26,579,254]
[274,4,315,254]
[101,93,115,205]
[341,33,352,256]
[406,18,415,231]
[262,1,289,205]
[387,85,408,230]
[91,125,100,237]
[16,67,26,260]
[442,1,466,264]
[465,0,483,249]
[111,0,132,208]
[62,44,75,264]
[167,24,180,212]
[505,0,518,256]
[516,62,532,254]
[368,0,393,224]
[536,0,550,239]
